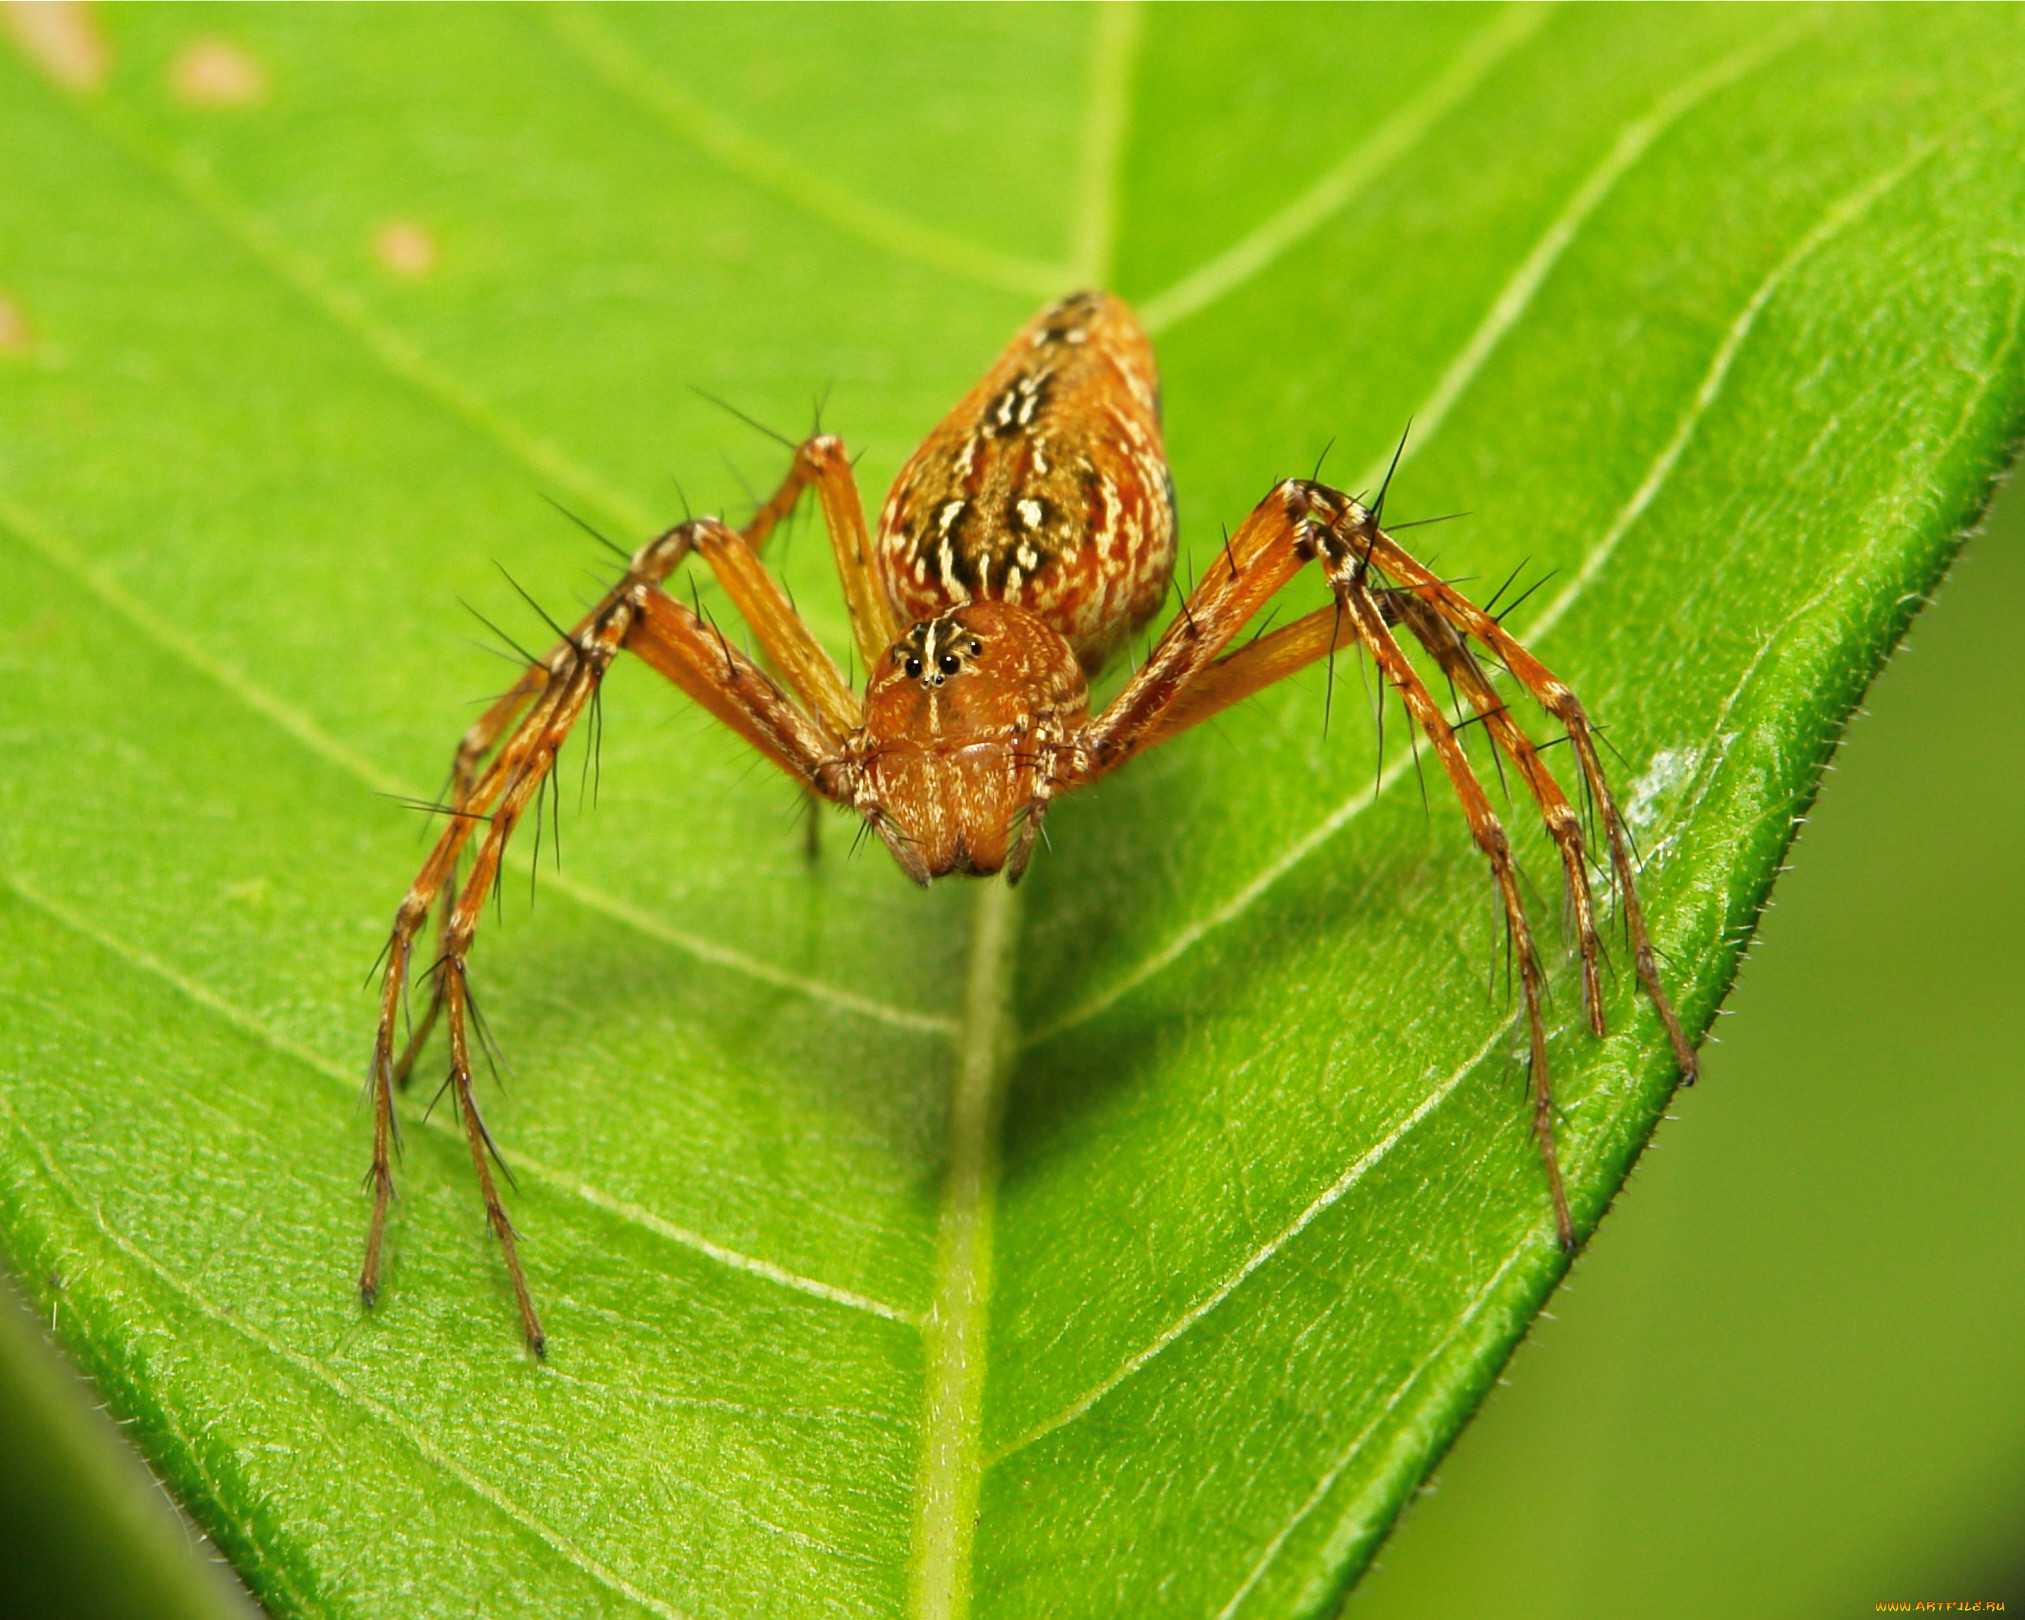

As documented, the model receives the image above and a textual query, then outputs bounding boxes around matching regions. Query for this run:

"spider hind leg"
[1065,476,1695,1251]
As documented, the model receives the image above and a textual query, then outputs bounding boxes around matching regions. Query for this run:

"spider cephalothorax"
[841,601,1089,885]
[362,291,1696,1352]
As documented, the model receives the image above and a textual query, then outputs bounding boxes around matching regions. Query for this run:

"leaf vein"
[1137,2,1552,335]
[988,1014,1515,1464]
[0,869,921,1326]
[542,5,1069,302]
[0,1087,698,1620]
[1066,0,1142,287]
[79,94,659,538]
[906,881,1021,1620]
[1520,127,1947,647]
[1345,10,1819,495]
[1213,1240,1536,1618]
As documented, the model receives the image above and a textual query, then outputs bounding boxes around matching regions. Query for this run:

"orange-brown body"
[849,291,1172,880]
[365,290,1695,1350]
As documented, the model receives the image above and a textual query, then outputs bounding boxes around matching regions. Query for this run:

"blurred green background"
[4,461,2017,1620]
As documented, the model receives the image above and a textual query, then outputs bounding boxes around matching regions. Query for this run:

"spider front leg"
[381,523,699,1092]
[363,521,696,1341]
[1353,527,1696,1081]
[383,439,874,1091]
[1325,556,1575,1246]
[386,668,565,1091]
[363,590,641,1351]
[713,429,902,858]
[738,430,903,678]
[1067,479,1691,1250]
[362,524,854,1348]
[1385,589,1606,1037]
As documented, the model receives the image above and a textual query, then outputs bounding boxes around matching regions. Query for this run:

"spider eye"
[938,652,962,675]
[968,640,982,655]
[904,656,923,678]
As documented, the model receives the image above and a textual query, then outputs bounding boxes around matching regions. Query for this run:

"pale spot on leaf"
[371,221,438,279]
[0,0,109,92]
[1625,744,1701,833]
[169,36,267,108]
[0,292,32,357]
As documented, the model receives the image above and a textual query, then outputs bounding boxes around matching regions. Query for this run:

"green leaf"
[1,6,2020,1618]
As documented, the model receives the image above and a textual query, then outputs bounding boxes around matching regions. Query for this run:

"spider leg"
[383,526,697,1089]
[1061,477,1694,1249]
[735,434,902,674]
[394,486,870,1085]
[364,526,699,1335]
[385,664,552,1087]
[623,587,848,789]
[1326,565,1574,1248]
[627,577,881,863]
[1082,484,1678,1070]
[365,598,632,1350]
[1351,530,1694,1081]
[1067,479,1319,774]
[420,628,628,1353]
[1000,711,1080,885]
[365,533,854,1349]
[1387,590,1605,1037]
[721,435,898,857]
[1130,589,1359,747]
[684,516,858,736]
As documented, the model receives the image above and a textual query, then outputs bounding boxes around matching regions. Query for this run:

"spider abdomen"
[874,291,1176,677]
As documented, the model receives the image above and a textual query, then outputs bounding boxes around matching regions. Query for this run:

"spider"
[361,290,1696,1354]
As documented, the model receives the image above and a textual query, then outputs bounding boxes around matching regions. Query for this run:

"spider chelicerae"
[362,290,1695,1353]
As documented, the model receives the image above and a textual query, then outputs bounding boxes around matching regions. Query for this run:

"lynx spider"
[363,292,1696,1353]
